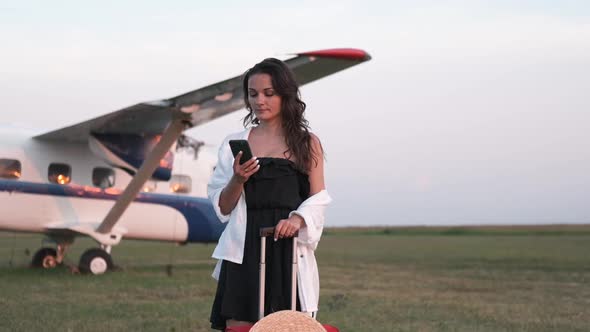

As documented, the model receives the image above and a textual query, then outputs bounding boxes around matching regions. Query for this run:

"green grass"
[1,225,590,331]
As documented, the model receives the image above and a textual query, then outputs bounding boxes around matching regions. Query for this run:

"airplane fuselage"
[0,127,225,244]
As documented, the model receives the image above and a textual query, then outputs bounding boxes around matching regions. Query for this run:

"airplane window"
[48,163,71,184]
[142,181,157,193]
[92,167,115,188]
[0,159,21,179]
[170,174,192,194]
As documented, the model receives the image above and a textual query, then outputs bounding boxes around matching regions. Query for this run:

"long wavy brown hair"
[242,58,320,172]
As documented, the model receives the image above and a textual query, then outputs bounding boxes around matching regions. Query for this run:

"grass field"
[1,225,590,331]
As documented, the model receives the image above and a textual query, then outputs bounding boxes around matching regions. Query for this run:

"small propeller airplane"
[0,48,371,274]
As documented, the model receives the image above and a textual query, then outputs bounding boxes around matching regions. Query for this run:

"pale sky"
[1,1,589,226]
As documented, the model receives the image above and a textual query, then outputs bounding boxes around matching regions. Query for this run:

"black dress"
[210,157,310,330]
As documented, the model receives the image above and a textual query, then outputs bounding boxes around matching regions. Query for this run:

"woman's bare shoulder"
[309,132,324,154]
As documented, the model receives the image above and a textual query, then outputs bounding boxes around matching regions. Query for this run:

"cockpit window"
[92,167,115,188]
[48,163,71,184]
[0,159,21,179]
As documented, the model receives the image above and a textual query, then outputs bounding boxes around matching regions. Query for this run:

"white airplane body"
[0,49,371,274]
[0,126,214,243]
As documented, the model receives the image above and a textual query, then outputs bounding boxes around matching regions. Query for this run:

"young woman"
[208,58,332,330]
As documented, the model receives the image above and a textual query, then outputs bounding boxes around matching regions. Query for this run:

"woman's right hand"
[232,151,260,184]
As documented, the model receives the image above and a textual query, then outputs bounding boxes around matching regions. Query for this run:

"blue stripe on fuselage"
[0,179,225,243]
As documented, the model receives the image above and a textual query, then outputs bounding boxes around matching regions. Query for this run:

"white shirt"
[207,128,332,313]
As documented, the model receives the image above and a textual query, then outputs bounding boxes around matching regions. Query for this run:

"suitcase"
[225,227,339,332]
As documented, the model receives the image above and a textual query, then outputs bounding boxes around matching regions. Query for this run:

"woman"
[208,58,332,330]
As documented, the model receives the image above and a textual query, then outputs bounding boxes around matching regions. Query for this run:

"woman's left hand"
[274,214,305,241]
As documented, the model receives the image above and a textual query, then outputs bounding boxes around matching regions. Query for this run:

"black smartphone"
[229,139,254,164]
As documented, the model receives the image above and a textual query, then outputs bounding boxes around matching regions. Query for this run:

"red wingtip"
[298,48,371,61]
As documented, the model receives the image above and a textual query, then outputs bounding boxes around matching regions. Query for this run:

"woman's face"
[247,73,282,123]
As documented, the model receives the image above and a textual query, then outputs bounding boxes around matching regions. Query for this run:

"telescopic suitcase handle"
[258,227,299,321]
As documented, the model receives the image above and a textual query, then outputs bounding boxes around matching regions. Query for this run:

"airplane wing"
[33,48,371,236]
[34,48,371,143]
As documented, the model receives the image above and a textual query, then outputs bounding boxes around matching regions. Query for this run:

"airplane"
[0,48,371,274]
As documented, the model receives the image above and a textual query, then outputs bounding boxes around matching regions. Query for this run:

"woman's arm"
[307,133,326,196]
[274,134,325,240]
[218,151,260,215]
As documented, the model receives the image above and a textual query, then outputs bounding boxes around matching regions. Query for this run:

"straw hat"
[250,310,327,332]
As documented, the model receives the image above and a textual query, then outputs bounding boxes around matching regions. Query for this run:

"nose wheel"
[79,248,114,275]
[31,243,115,275]
[31,247,58,269]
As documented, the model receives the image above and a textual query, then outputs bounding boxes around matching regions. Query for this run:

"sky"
[1,1,589,226]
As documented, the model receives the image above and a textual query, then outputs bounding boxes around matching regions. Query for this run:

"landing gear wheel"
[79,248,113,275]
[32,247,58,269]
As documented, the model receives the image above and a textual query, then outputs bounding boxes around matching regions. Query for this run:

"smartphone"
[229,139,254,164]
